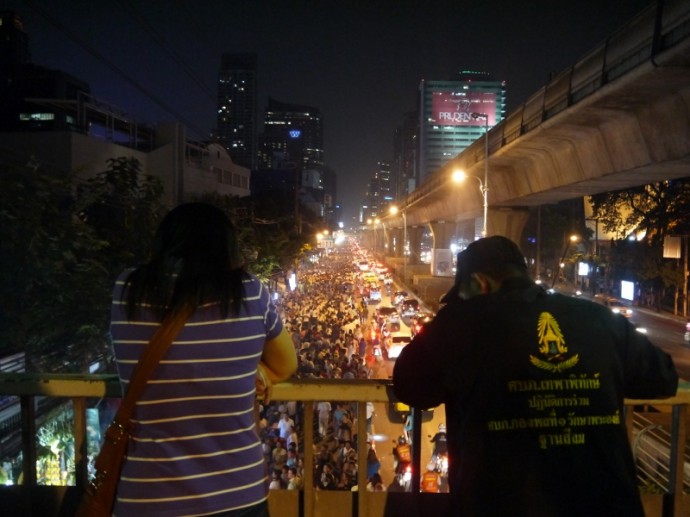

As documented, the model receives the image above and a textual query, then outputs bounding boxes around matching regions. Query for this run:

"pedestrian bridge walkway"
[0,374,688,516]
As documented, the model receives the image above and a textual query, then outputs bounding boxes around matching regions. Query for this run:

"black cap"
[441,236,527,303]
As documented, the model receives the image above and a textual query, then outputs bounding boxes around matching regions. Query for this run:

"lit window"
[19,113,55,121]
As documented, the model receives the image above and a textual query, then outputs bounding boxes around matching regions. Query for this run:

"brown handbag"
[76,306,192,517]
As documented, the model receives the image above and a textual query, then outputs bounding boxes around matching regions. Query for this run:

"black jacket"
[393,278,678,516]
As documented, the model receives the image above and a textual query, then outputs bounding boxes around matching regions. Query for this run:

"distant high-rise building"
[361,161,392,222]
[393,111,417,201]
[256,97,333,225]
[0,11,30,65]
[417,70,506,183]
[258,97,323,170]
[217,53,258,169]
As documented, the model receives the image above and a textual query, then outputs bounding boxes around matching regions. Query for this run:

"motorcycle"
[428,452,449,493]
[431,452,448,477]
[390,438,412,492]
[428,433,450,493]
[388,462,412,492]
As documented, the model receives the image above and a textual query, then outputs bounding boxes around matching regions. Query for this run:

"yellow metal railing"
[0,373,688,517]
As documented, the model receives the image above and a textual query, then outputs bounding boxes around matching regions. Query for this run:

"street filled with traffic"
[256,237,448,494]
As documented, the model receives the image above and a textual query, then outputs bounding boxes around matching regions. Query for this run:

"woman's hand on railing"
[256,362,272,405]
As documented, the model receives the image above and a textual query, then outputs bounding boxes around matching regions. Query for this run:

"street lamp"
[389,205,406,282]
[453,169,488,238]
[552,234,580,288]
[472,112,490,236]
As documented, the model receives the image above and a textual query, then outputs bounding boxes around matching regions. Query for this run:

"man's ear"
[471,272,493,294]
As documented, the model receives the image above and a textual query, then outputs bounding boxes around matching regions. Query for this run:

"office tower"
[258,97,323,170]
[256,97,330,223]
[393,111,417,201]
[361,161,392,222]
[217,53,258,169]
[417,70,506,183]
[0,11,30,65]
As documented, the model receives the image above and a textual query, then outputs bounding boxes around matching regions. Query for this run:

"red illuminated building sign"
[431,91,496,126]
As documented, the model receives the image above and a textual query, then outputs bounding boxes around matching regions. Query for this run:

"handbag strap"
[113,305,194,425]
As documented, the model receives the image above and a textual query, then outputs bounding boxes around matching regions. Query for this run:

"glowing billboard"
[431,91,496,126]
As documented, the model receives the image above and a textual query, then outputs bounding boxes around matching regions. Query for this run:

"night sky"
[6,0,652,224]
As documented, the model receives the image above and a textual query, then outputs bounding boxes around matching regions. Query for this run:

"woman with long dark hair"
[110,203,297,516]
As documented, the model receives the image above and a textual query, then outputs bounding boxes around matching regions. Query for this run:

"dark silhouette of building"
[0,11,30,65]
[393,111,417,201]
[258,97,323,171]
[217,53,258,169]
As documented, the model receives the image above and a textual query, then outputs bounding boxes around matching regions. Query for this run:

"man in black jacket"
[393,236,678,516]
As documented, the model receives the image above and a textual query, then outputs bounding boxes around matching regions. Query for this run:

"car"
[411,311,434,337]
[594,295,634,319]
[375,305,399,323]
[400,299,420,317]
[362,272,378,284]
[378,306,401,330]
[373,264,388,274]
[383,318,401,333]
[387,333,411,359]
[610,303,634,319]
[393,290,408,305]
[369,288,382,303]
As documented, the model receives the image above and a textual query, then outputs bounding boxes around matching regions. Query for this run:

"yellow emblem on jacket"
[530,312,579,372]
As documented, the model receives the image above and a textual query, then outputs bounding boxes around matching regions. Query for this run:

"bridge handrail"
[0,373,688,517]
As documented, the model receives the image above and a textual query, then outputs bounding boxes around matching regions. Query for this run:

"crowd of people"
[256,250,387,492]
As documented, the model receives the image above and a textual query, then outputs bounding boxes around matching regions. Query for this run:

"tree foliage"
[76,157,165,273]
[522,201,591,278]
[193,189,317,283]
[1,154,325,371]
[0,157,165,371]
[589,179,690,245]
[589,178,690,304]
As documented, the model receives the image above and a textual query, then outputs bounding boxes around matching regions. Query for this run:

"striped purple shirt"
[110,270,282,516]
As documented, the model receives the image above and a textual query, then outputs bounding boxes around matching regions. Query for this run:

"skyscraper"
[217,53,258,169]
[417,70,506,183]
[255,97,332,225]
[0,11,30,65]
[393,111,417,201]
[258,97,323,170]
[361,161,392,223]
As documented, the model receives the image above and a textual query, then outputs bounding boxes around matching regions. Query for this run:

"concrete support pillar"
[364,229,375,252]
[390,227,403,257]
[407,226,425,266]
[381,224,393,256]
[488,208,531,243]
[429,221,456,250]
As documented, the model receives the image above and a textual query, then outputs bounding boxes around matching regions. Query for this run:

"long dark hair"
[122,203,246,321]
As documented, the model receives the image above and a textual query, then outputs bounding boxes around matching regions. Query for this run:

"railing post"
[303,401,315,517]
[666,404,687,517]
[357,401,368,517]
[20,395,36,486]
[73,397,88,489]
[411,406,422,493]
